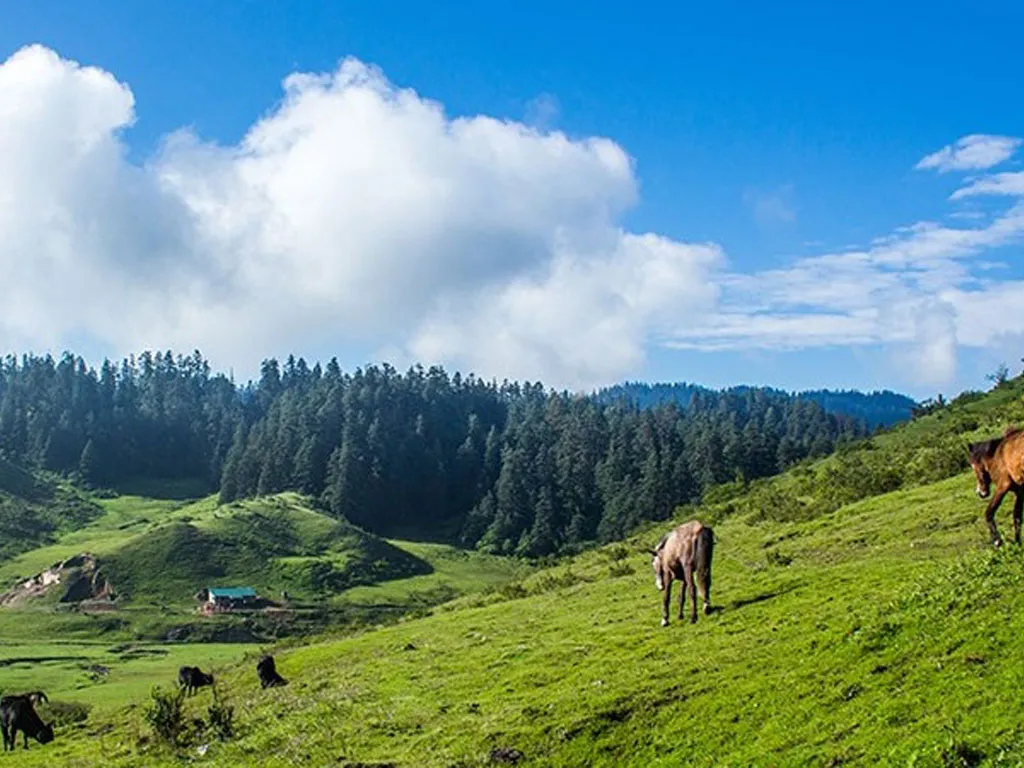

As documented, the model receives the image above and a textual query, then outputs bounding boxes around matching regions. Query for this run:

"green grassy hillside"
[0,492,529,705]
[0,492,526,612]
[102,494,433,606]
[4,380,1024,766]
[8,470,1020,767]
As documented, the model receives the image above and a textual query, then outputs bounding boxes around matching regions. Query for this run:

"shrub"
[143,685,187,746]
[901,438,969,486]
[207,686,234,741]
[603,544,630,562]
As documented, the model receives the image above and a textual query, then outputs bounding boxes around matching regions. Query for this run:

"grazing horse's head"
[650,550,663,590]
[968,439,998,499]
[649,535,669,591]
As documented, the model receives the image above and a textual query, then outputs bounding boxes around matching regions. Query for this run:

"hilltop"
[0,491,528,644]
[2,379,1021,765]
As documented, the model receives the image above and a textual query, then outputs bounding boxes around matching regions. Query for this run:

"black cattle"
[178,665,214,696]
[256,655,288,689]
[1,693,54,751]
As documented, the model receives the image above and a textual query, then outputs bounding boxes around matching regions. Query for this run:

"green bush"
[207,686,234,742]
[143,686,187,746]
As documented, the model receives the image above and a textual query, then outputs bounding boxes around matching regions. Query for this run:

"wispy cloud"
[915,134,1022,173]
[524,93,560,131]
[744,184,797,226]
[951,171,1024,200]
[667,191,1024,385]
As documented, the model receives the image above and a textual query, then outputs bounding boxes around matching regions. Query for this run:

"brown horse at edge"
[968,427,1024,547]
[649,520,714,626]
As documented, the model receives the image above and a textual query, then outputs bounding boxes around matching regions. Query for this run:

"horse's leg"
[985,487,1010,547]
[1013,490,1023,545]
[680,565,696,623]
[688,566,698,623]
[678,568,688,621]
[701,568,712,615]
[661,577,671,627]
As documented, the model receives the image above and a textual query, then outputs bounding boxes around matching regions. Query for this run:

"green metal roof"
[207,587,257,598]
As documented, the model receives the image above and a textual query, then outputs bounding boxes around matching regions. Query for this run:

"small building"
[199,586,259,614]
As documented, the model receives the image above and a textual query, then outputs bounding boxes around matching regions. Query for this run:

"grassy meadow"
[3,469,1023,767]
[0,490,530,749]
[2,380,1024,765]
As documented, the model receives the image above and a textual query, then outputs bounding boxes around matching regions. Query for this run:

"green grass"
[339,540,531,607]
[1,493,442,609]
[4,470,1020,767]
[0,641,250,714]
[0,495,186,588]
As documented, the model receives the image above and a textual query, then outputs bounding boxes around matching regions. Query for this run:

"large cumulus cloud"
[0,45,723,389]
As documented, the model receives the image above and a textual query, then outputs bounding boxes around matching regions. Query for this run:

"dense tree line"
[597,382,917,429]
[219,363,867,553]
[0,351,241,487]
[0,351,869,555]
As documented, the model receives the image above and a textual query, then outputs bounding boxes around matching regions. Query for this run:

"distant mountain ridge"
[594,382,917,429]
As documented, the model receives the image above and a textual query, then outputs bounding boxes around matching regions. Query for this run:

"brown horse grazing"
[650,520,714,626]
[968,427,1024,547]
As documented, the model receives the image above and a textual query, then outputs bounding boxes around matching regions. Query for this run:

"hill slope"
[0,492,529,645]
[102,494,433,606]
[0,493,429,606]
[12,471,1019,767]
[6,379,1024,767]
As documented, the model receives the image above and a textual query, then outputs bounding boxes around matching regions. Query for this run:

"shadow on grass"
[727,583,799,611]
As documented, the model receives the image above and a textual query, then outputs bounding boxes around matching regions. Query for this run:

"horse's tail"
[694,525,714,608]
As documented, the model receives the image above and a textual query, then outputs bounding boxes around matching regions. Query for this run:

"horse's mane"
[970,439,999,461]
[654,534,669,553]
[970,427,1023,461]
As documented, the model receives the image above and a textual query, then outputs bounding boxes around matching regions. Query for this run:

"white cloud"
[3,44,1022,394]
[0,45,722,390]
[915,134,1022,173]
[951,171,1024,200]
[668,194,1024,386]
[406,234,723,389]
[524,93,560,131]
[905,299,958,386]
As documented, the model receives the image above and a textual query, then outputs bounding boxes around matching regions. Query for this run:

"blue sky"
[0,2,1022,399]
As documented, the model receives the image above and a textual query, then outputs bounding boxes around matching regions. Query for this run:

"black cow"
[1,693,54,751]
[256,655,288,689]
[177,665,214,696]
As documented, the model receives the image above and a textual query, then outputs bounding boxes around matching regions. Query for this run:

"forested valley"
[0,350,885,556]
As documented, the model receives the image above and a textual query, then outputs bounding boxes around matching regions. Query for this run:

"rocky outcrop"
[0,553,115,607]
